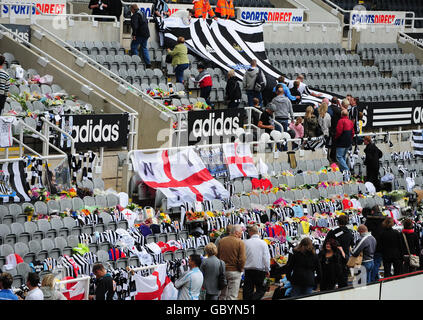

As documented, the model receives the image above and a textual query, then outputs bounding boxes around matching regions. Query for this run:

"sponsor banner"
[2,24,30,43]
[126,3,191,19]
[350,10,405,27]
[59,113,129,149]
[1,0,66,18]
[238,7,304,23]
[360,100,423,128]
[187,108,245,146]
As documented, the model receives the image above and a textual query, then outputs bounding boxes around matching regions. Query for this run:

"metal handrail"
[398,31,423,48]
[0,23,138,151]
[41,116,76,155]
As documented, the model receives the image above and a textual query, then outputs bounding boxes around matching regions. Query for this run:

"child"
[289,116,304,139]
[193,64,213,107]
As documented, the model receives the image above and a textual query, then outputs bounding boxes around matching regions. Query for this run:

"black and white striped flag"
[164,18,332,105]
[0,161,31,203]
[412,130,423,157]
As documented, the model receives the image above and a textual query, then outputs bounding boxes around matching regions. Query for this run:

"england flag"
[223,143,258,179]
[133,264,178,300]
[132,148,230,208]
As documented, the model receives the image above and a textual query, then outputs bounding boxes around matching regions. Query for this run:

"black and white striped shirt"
[0,69,10,96]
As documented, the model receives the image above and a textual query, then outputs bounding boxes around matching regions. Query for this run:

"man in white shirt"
[287,74,323,98]
[242,225,270,300]
[174,254,204,300]
[25,272,44,300]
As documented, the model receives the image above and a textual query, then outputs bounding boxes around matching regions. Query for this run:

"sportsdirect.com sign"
[1,0,66,18]
[238,8,303,23]
[350,11,405,27]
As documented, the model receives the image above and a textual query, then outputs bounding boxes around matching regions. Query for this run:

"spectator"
[328,98,347,163]
[318,238,345,291]
[269,87,294,134]
[286,74,323,98]
[243,60,262,107]
[0,272,18,300]
[289,80,302,104]
[334,109,355,173]
[289,116,304,139]
[285,237,321,297]
[89,263,115,300]
[25,272,44,300]
[108,0,122,21]
[130,4,151,68]
[324,215,354,288]
[167,37,189,84]
[225,69,242,108]
[217,224,246,300]
[152,0,170,47]
[303,105,319,138]
[273,76,300,102]
[257,105,275,135]
[349,97,360,136]
[215,0,235,19]
[379,217,403,277]
[364,206,385,281]
[88,0,109,21]
[318,102,331,137]
[363,136,383,191]
[175,254,204,300]
[40,273,67,300]
[243,225,271,300]
[401,219,421,274]
[193,64,213,107]
[193,0,217,19]
[351,225,376,284]
[215,225,233,247]
[200,243,225,300]
[0,55,10,115]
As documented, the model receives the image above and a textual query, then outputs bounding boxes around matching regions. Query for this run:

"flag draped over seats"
[223,143,258,179]
[134,264,178,300]
[412,130,423,157]
[132,148,230,208]
[61,277,86,300]
[0,160,31,203]
[163,17,333,105]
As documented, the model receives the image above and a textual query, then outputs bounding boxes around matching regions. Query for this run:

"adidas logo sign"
[72,119,120,143]
[192,112,240,138]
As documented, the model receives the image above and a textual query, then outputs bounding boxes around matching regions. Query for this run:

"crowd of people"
[2,213,419,301]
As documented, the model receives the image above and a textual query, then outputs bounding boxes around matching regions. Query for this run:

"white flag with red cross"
[223,143,258,179]
[132,148,230,208]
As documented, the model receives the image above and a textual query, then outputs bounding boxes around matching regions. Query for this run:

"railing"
[0,21,139,151]
[398,31,423,49]
[40,116,76,155]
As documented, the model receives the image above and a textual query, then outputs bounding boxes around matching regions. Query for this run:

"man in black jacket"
[108,0,122,21]
[364,206,385,281]
[89,263,115,300]
[130,4,151,68]
[363,135,382,191]
[324,215,354,288]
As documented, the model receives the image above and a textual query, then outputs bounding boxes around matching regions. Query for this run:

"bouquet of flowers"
[28,187,51,202]
[23,205,34,222]
[209,228,225,239]
[186,210,205,221]
[272,255,288,267]
[157,212,172,224]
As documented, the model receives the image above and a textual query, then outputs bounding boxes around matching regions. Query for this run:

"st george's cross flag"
[133,264,178,300]
[223,143,258,179]
[61,277,86,300]
[132,148,230,208]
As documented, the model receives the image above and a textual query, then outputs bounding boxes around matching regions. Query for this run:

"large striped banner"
[163,17,332,106]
